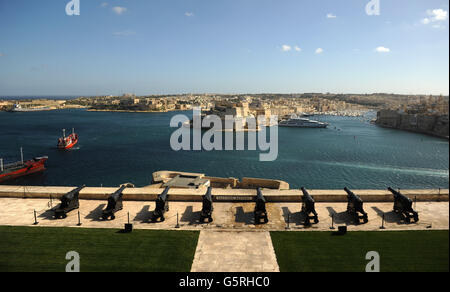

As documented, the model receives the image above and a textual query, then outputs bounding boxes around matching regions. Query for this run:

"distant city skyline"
[0,0,448,96]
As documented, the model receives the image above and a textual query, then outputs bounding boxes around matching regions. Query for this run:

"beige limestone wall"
[0,186,447,203]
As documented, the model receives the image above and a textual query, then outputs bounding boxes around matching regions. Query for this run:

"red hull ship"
[0,150,48,183]
[58,128,78,150]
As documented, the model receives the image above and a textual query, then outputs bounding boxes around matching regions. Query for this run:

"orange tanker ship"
[57,128,78,150]
[0,149,48,183]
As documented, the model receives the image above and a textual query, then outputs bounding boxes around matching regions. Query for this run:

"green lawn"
[0,226,199,272]
[271,231,449,272]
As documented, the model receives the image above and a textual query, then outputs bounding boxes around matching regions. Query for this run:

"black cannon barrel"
[110,185,127,201]
[107,185,127,207]
[60,185,85,206]
[344,187,356,198]
[64,185,86,200]
[388,187,412,202]
[158,186,170,202]
[301,187,314,202]
[203,186,213,205]
[344,187,364,204]
[256,188,266,203]
[254,188,268,224]
[388,187,404,198]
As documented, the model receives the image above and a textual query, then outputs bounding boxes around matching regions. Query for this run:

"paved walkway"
[0,198,447,231]
[190,231,280,272]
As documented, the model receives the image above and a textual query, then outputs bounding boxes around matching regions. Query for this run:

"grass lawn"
[0,226,199,272]
[271,230,449,272]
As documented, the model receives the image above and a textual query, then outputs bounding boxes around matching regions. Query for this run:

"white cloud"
[294,46,302,52]
[422,9,448,25]
[315,48,323,54]
[326,13,337,19]
[101,2,108,8]
[281,45,292,52]
[428,9,448,21]
[185,12,194,17]
[112,6,127,15]
[113,30,136,37]
[375,46,390,53]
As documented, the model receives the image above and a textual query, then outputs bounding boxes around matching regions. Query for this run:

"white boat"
[279,114,328,128]
[10,104,52,112]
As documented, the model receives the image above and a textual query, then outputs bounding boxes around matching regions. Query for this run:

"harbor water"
[0,109,448,189]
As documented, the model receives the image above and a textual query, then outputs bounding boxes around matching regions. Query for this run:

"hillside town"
[1,93,448,138]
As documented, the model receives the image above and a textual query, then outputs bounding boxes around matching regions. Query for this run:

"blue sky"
[0,0,448,96]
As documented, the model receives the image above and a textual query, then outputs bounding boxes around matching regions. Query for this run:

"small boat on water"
[279,114,328,128]
[0,148,48,183]
[8,104,52,112]
[58,128,78,150]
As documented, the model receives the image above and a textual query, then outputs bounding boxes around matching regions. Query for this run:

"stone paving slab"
[0,198,447,231]
[190,231,280,272]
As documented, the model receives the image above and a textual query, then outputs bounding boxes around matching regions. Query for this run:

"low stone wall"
[0,186,447,203]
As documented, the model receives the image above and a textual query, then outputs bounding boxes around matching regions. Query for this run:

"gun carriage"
[344,187,368,224]
[200,187,214,223]
[101,185,128,220]
[151,187,170,222]
[54,185,85,219]
[254,188,269,224]
[301,187,319,226]
[388,187,419,223]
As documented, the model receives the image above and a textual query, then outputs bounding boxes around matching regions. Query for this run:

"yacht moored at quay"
[279,114,328,128]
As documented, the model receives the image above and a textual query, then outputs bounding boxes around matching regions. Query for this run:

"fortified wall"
[376,110,449,139]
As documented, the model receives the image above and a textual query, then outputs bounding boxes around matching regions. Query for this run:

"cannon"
[344,187,368,224]
[200,187,214,223]
[301,187,319,226]
[54,185,85,219]
[151,187,170,222]
[388,187,419,223]
[254,188,269,224]
[101,185,127,220]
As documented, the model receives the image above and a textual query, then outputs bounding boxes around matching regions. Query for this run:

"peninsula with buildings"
[1,93,448,138]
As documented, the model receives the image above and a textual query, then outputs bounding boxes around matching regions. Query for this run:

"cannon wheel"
[405,215,411,223]
[314,217,319,224]
[111,215,116,220]
[304,217,311,227]
[62,214,67,219]
[263,216,269,224]
[102,215,108,220]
